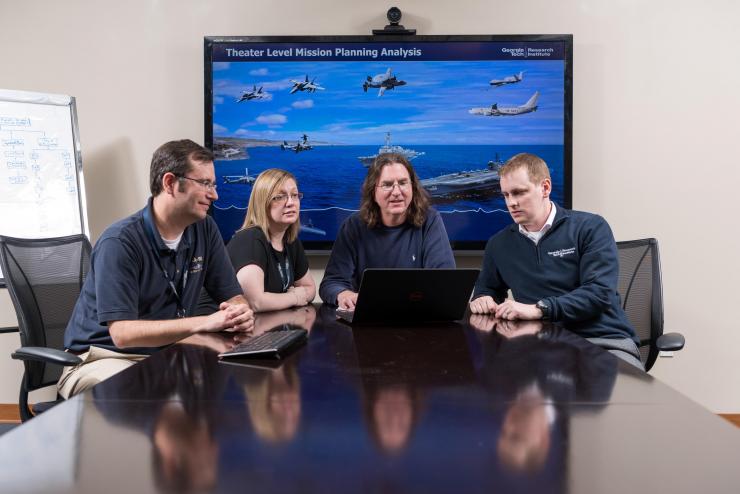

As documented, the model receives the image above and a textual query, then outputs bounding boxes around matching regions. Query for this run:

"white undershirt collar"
[162,233,183,251]
[519,202,556,245]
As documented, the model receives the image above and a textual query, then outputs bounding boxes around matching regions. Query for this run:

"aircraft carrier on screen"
[421,154,505,199]
[357,132,424,167]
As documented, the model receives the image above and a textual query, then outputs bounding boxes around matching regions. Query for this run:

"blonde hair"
[240,169,300,243]
[244,364,301,443]
[498,153,551,184]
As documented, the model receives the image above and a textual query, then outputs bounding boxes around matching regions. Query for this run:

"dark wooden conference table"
[0,304,739,494]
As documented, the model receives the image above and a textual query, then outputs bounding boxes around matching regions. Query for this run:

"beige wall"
[0,0,738,412]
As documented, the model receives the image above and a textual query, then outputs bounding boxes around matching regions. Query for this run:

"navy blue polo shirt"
[64,199,242,354]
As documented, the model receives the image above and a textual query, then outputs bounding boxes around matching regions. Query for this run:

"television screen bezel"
[204,34,573,253]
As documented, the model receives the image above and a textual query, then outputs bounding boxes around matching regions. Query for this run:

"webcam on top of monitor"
[373,7,416,35]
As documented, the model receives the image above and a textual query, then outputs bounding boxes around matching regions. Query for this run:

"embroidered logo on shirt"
[189,256,204,273]
[412,254,416,262]
[547,247,576,258]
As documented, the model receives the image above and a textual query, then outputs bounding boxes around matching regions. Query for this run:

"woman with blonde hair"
[227,168,315,312]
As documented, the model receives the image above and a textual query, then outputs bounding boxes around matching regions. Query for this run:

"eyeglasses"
[178,176,217,191]
[271,192,304,204]
[377,179,410,192]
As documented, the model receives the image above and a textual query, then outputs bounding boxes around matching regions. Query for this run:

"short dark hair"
[149,140,214,196]
[359,153,430,228]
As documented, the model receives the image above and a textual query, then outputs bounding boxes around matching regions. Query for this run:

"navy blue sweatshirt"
[319,209,455,304]
[473,205,637,342]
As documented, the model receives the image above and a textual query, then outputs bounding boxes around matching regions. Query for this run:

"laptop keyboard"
[218,328,308,359]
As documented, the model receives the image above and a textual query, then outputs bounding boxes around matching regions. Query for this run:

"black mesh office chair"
[0,234,91,421]
[616,238,684,371]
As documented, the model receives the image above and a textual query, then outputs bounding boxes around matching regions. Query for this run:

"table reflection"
[468,315,618,404]
[92,344,236,492]
[252,304,317,336]
[83,307,619,492]
[349,324,475,457]
[227,305,314,444]
[5,300,740,494]
[497,383,556,473]
[362,383,423,454]
[90,306,318,491]
[152,399,219,491]
[467,315,618,487]
[242,360,302,444]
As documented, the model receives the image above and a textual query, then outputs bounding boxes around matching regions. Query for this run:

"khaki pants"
[57,346,148,399]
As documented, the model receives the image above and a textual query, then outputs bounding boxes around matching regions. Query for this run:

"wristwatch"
[536,300,551,320]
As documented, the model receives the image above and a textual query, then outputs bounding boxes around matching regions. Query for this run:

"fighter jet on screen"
[289,75,325,94]
[223,168,256,185]
[281,134,313,153]
[362,68,407,97]
[469,91,540,116]
[236,85,268,102]
[489,71,524,87]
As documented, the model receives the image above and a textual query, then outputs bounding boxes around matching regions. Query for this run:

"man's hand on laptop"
[494,299,541,321]
[337,290,358,310]
[469,295,498,314]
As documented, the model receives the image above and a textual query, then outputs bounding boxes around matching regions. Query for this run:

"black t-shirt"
[227,227,309,293]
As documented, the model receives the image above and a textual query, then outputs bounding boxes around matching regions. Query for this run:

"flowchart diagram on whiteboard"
[0,89,89,282]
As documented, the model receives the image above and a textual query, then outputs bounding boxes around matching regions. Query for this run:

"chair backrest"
[615,238,664,371]
[0,234,91,391]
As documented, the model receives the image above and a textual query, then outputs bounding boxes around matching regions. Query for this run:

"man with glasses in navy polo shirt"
[59,139,254,397]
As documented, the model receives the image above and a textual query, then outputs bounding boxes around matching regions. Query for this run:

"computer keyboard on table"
[218,328,308,359]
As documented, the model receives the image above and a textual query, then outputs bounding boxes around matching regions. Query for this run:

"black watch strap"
[536,300,550,320]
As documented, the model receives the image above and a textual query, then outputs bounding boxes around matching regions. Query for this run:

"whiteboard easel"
[0,89,89,284]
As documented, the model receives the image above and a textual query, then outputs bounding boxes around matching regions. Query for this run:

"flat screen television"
[204,35,572,251]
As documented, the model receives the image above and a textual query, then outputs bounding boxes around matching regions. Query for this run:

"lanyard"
[143,205,189,318]
[270,245,293,292]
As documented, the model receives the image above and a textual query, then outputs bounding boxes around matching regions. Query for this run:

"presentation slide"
[206,39,569,248]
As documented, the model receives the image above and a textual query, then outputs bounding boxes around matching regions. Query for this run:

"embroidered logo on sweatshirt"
[547,247,576,258]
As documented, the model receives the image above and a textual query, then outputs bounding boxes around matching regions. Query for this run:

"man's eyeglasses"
[271,192,304,204]
[178,176,217,191]
[377,179,410,192]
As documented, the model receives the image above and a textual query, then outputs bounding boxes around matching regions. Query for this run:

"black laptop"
[335,268,479,324]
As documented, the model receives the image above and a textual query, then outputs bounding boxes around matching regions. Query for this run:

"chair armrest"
[656,332,685,352]
[11,347,82,366]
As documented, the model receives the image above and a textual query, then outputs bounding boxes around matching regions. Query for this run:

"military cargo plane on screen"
[489,71,524,87]
[469,91,539,116]
[362,68,407,97]
[289,75,325,94]
[281,134,313,153]
[236,85,268,102]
